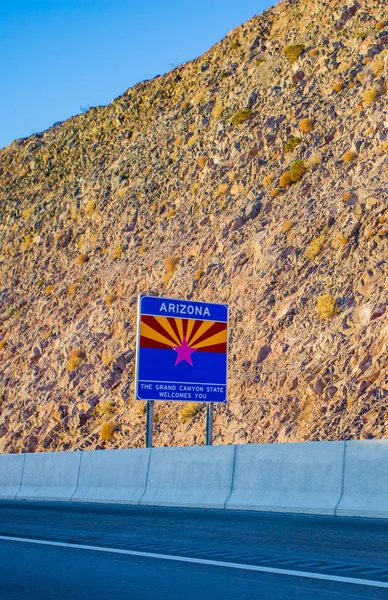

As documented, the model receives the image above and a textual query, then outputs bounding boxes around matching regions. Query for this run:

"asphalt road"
[0,502,387,599]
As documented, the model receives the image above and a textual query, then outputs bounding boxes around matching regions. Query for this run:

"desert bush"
[105,293,116,307]
[97,401,115,417]
[45,285,54,295]
[271,187,281,197]
[167,209,176,219]
[112,246,123,260]
[290,160,306,182]
[305,152,322,168]
[68,283,79,297]
[363,88,377,105]
[139,245,148,254]
[197,155,209,168]
[376,20,386,31]
[165,255,179,273]
[305,235,325,260]
[67,348,83,371]
[308,48,319,57]
[85,200,96,213]
[212,104,224,118]
[279,172,292,187]
[283,44,305,64]
[263,174,274,187]
[317,295,338,320]
[282,219,295,232]
[216,183,229,197]
[100,421,117,441]
[299,118,314,132]
[343,150,357,163]
[20,235,33,252]
[0,340,7,351]
[372,57,384,76]
[284,137,301,152]
[332,81,344,93]
[76,253,89,265]
[22,207,33,220]
[331,232,348,249]
[180,402,203,423]
[230,38,240,49]
[194,269,204,280]
[231,108,252,126]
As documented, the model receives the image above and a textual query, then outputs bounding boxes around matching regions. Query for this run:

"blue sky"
[0,0,272,149]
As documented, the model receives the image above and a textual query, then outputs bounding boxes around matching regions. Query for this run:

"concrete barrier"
[0,453,25,500]
[226,441,345,515]
[336,440,388,518]
[141,445,235,509]
[16,451,81,501]
[72,448,150,504]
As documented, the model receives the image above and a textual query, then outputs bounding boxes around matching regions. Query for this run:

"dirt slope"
[0,0,387,453]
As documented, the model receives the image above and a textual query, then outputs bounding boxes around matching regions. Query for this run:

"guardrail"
[0,440,387,518]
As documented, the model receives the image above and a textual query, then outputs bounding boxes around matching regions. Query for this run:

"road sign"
[135,295,228,403]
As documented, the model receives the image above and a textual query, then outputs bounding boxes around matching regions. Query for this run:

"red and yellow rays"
[140,315,227,353]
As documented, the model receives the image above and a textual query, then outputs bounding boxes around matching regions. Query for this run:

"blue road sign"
[135,295,228,403]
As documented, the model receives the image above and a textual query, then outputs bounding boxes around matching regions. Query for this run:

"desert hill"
[0,0,387,453]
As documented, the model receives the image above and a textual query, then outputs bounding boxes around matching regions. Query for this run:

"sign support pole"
[206,403,214,446]
[146,400,154,448]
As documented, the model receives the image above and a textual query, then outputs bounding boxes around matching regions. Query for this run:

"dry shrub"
[165,255,179,273]
[343,191,352,202]
[299,118,314,132]
[181,100,190,110]
[101,350,114,366]
[284,137,301,152]
[100,421,117,441]
[105,293,116,307]
[136,402,146,416]
[167,209,176,219]
[139,245,148,254]
[212,104,224,119]
[290,160,306,182]
[97,401,115,417]
[263,174,274,187]
[305,152,322,169]
[271,187,281,198]
[86,200,96,213]
[317,295,338,320]
[0,340,7,351]
[363,88,377,105]
[76,253,89,265]
[53,231,63,242]
[174,136,183,146]
[68,283,79,297]
[231,108,252,126]
[331,232,348,249]
[382,140,388,152]
[308,48,319,57]
[279,172,292,187]
[22,207,34,220]
[194,91,205,105]
[197,155,209,168]
[67,348,83,372]
[112,246,123,260]
[343,150,357,163]
[376,20,386,31]
[305,235,325,260]
[194,269,204,280]
[372,57,384,76]
[180,402,203,423]
[282,219,295,232]
[283,44,305,64]
[20,235,33,252]
[332,81,344,93]
[45,285,54,295]
[216,183,229,197]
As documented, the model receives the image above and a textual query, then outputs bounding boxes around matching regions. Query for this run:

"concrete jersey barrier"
[336,439,388,518]
[226,441,345,515]
[16,451,81,502]
[0,453,25,500]
[140,445,235,509]
[1,440,387,518]
[72,448,151,504]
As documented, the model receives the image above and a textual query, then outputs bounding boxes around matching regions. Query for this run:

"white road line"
[0,535,387,589]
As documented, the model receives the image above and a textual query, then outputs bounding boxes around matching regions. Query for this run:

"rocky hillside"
[0,0,387,453]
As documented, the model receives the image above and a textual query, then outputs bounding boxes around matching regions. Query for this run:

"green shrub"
[283,44,305,64]
[231,108,252,126]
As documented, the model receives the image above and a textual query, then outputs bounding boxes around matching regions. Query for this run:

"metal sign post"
[135,295,228,448]
[146,400,154,448]
[206,403,214,446]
